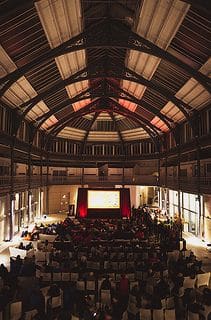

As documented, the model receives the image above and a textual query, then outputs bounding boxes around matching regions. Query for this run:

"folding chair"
[127,273,135,281]
[196,272,210,288]
[71,315,80,320]
[108,273,115,281]
[127,302,138,316]
[166,297,175,309]
[53,272,61,282]
[62,272,70,281]
[165,309,176,320]
[76,280,85,291]
[183,277,196,289]
[139,308,151,320]
[10,301,22,320]
[116,273,122,281]
[25,309,38,320]
[152,309,164,320]
[101,289,111,306]
[188,311,199,320]
[41,272,52,282]
[92,262,100,270]
[122,311,128,320]
[86,280,96,291]
[130,281,139,290]
[70,272,79,281]
[51,295,62,309]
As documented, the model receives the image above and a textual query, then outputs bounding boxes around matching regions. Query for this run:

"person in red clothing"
[118,274,129,312]
[135,229,145,240]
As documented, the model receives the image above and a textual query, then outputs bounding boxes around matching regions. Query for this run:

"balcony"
[0,174,158,191]
[160,176,211,193]
[0,174,210,193]
[47,174,158,186]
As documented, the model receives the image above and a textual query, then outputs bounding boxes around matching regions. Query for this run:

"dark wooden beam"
[16,64,194,123]
[81,111,100,156]
[1,20,210,95]
[108,111,126,155]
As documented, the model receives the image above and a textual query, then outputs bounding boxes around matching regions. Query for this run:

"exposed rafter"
[107,98,161,137]
[19,67,91,115]
[81,111,100,157]
[1,19,210,96]
[107,80,173,129]
[18,82,102,134]
[47,99,101,135]
[44,97,162,151]
[108,111,126,155]
[0,0,209,162]
[181,0,211,13]
[14,63,194,123]
[0,0,34,21]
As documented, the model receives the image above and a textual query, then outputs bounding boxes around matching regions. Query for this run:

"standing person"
[101,275,112,291]
[118,274,129,312]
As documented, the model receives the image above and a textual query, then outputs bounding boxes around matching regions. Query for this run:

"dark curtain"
[76,188,88,218]
[120,188,131,218]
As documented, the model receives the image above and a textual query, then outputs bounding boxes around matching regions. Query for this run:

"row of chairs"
[44,259,151,273]
[4,301,38,320]
[130,308,176,320]
[183,273,211,290]
[37,270,165,283]
[128,295,175,310]
[38,271,140,292]
[8,295,63,320]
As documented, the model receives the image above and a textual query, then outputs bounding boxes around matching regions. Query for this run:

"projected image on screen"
[88,190,120,209]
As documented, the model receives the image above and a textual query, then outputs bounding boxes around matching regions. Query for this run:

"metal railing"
[0,175,210,192]
[160,176,211,192]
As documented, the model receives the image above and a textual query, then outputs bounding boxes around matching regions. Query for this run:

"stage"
[76,188,131,219]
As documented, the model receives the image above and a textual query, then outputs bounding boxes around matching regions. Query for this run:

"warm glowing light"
[73,99,91,111]
[151,116,169,132]
[118,99,137,112]
[185,234,208,249]
[88,190,120,209]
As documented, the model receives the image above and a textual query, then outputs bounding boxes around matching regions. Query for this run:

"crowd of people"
[0,207,210,320]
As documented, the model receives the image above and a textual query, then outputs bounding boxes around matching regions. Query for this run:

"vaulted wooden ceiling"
[0,0,210,145]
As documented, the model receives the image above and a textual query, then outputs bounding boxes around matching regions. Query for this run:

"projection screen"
[88,190,120,209]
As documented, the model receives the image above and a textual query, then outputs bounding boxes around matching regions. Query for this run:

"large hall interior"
[0,0,211,319]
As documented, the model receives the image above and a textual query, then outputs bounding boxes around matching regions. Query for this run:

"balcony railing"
[0,175,210,192]
[47,174,158,186]
[160,176,211,192]
[0,174,158,189]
